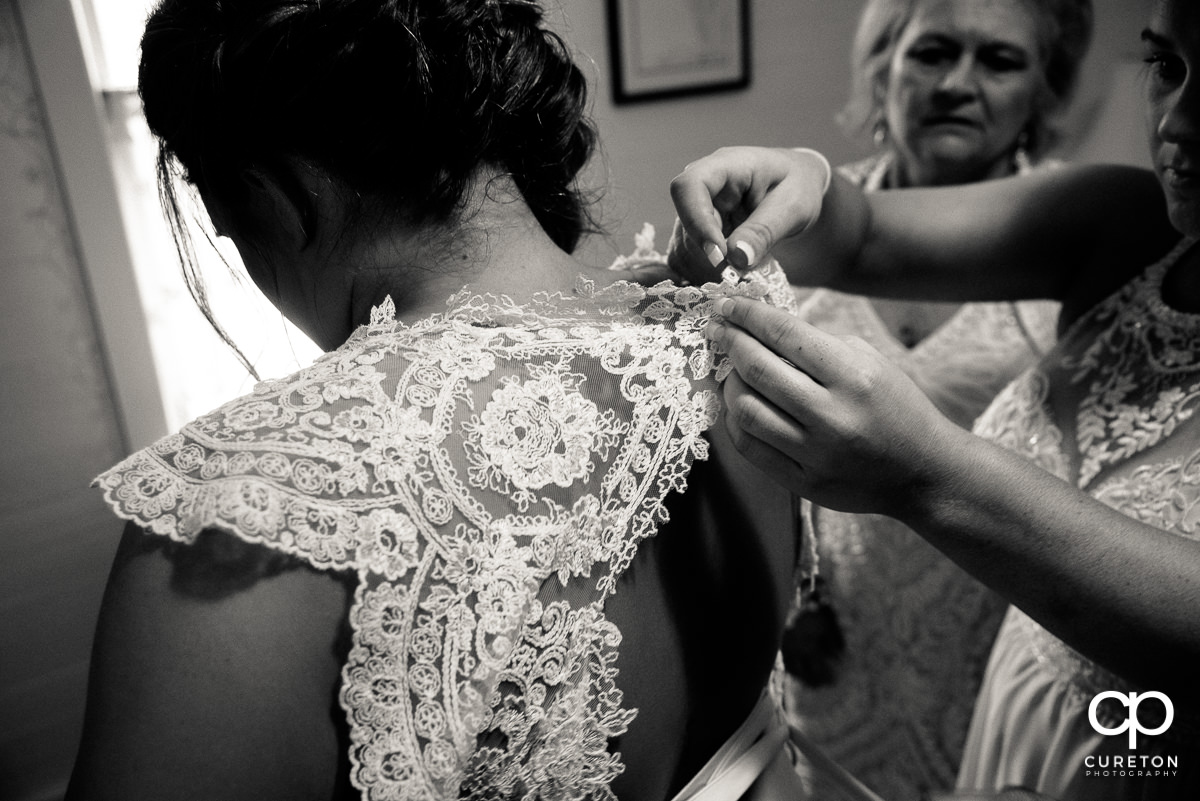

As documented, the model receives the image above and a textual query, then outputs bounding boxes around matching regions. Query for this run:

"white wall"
[557,0,1152,266]
[557,0,865,264]
[1070,0,1154,168]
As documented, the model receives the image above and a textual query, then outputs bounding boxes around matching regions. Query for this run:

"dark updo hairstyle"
[139,0,598,368]
[840,0,1093,158]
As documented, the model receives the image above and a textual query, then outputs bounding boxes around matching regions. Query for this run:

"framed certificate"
[606,0,750,104]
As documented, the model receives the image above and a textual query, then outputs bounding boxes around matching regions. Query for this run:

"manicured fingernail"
[726,241,748,270]
[734,241,756,267]
[704,320,724,340]
[714,297,732,316]
[704,241,724,268]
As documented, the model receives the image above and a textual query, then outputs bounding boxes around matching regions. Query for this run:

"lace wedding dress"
[782,153,1061,801]
[958,239,1200,800]
[94,242,804,801]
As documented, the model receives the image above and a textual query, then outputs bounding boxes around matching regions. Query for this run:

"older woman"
[784,2,1092,798]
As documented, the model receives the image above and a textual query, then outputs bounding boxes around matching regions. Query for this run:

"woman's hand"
[704,295,964,519]
[667,147,833,285]
[707,296,1200,702]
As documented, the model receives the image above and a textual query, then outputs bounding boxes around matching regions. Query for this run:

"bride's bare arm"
[67,523,354,801]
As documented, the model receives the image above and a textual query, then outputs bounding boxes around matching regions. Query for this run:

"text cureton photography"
[1084,691,1183,781]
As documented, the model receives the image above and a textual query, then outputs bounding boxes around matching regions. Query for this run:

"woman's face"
[884,0,1044,186]
[1144,0,1200,238]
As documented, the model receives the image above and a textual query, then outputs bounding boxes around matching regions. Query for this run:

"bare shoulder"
[1049,165,1182,327]
[68,522,356,801]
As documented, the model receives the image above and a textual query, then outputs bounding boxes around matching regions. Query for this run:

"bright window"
[86,0,321,430]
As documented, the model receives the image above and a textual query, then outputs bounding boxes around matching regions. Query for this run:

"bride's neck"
[349,175,603,326]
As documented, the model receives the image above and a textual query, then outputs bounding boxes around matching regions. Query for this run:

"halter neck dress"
[958,238,1200,800]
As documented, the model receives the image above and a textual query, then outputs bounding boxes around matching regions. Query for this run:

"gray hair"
[838,0,1093,157]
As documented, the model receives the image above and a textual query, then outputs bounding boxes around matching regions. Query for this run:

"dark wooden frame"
[606,0,750,104]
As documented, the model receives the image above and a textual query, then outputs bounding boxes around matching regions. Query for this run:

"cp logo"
[1089,691,1174,749]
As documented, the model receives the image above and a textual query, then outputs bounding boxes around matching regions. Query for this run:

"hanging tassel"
[781,575,845,687]
[782,500,845,687]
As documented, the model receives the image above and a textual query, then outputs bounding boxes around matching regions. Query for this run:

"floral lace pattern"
[972,369,1068,479]
[798,289,1058,430]
[95,262,795,801]
[973,238,1200,718]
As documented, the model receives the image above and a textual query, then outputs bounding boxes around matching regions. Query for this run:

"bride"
[65,1,806,800]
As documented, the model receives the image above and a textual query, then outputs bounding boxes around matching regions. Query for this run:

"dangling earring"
[872,118,888,148]
[1013,127,1034,174]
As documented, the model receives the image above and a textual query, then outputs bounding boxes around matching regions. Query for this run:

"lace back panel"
[96,267,797,800]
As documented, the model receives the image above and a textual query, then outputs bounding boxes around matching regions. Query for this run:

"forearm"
[706,292,1200,699]
[774,170,871,290]
[672,149,1173,302]
[803,165,1174,304]
[901,424,1200,701]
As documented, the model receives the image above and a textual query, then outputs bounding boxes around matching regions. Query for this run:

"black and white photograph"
[1,1,1195,800]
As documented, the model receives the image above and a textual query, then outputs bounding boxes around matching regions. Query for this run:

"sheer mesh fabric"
[95,263,797,801]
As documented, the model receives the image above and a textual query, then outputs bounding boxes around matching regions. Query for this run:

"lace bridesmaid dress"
[94,261,802,801]
[781,153,1061,801]
[958,239,1200,800]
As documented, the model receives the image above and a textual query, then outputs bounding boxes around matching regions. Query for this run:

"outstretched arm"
[669,147,1177,309]
[704,297,1200,704]
[67,523,354,801]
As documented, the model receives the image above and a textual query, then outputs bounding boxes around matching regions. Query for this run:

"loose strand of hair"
[156,150,261,380]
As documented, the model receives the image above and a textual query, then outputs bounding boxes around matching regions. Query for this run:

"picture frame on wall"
[606,0,750,104]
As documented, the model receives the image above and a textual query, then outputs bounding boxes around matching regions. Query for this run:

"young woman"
[670,0,1200,798]
[66,2,805,799]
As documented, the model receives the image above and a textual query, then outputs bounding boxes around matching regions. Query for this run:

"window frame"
[17,0,167,450]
